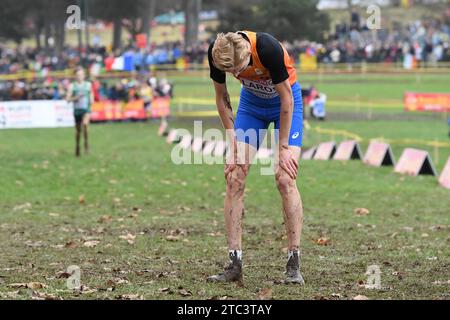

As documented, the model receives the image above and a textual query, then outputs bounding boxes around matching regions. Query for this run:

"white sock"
[229,249,242,261]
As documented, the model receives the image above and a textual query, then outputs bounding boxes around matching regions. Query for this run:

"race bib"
[241,78,279,99]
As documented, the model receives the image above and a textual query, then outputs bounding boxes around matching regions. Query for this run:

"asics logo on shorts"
[292,132,300,139]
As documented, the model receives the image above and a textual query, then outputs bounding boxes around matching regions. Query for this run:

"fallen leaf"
[83,240,100,248]
[207,231,224,237]
[165,235,180,242]
[98,215,113,223]
[354,208,370,216]
[13,203,32,211]
[79,195,85,204]
[197,289,206,296]
[256,288,273,300]
[31,291,62,300]
[119,233,136,245]
[116,294,142,300]
[25,240,43,248]
[108,278,129,286]
[64,241,78,248]
[353,295,369,300]
[179,289,192,297]
[315,237,331,246]
[432,280,450,285]
[179,206,191,212]
[56,272,72,279]
[9,282,46,290]
[158,287,173,294]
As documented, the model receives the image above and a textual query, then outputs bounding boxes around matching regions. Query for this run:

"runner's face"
[76,70,85,82]
[233,53,251,77]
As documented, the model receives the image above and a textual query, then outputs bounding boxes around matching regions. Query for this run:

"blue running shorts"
[235,81,303,149]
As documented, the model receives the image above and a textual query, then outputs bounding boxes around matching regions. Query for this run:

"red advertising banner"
[404,92,450,112]
[136,33,148,49]
[91,98,170,122]
[151,97,171,118]
[123,99,147,120]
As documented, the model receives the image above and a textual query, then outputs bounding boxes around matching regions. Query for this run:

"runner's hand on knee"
[279,146,298,179]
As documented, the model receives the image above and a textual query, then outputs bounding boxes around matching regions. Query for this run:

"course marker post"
[166,129,180,144]
[363,141,396,167]
[202,141,216,156]
[301,146,317,160]
[394,148,437,176]
[334,140,363,160]
[438,157,450,189]
[313,142,337,160]
[213,140,227,157]
[179,134,193,150]
[191,137,204,153]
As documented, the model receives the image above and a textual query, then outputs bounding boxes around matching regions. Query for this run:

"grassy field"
[0,119,449,300]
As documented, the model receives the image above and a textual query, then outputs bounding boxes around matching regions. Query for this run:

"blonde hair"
[212,32,250,72]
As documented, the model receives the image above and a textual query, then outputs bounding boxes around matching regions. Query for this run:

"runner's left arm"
[258,34,297,178]
[274,79,293,149]
[208,42,235,141]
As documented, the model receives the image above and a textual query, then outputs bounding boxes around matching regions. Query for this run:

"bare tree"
[184,0,202,50]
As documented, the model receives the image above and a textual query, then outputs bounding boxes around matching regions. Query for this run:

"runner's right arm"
[66,83,73,102]
[213,81,235,134]
[66,84,81,102]
[208,42,235,139]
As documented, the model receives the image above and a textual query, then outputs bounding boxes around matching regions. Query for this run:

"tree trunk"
[184,0,202,51]
[113,17,122,51]
[77,24,83,52]
[55,17,66,56]
[35,28,42,50]
[44,21,51,52]
[85,0,90,51]
[141,0,156,39]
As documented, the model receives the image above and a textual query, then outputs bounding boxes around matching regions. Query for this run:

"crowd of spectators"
[1,17,448,78]
[0,40,209,76]
[283,17,450,64]
[0,74,173,103]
